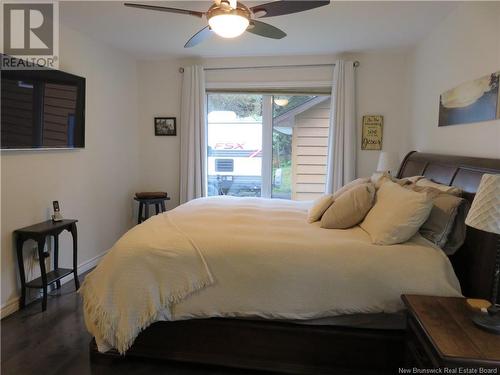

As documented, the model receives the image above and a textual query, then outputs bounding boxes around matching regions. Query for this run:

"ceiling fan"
[124,0,330,48]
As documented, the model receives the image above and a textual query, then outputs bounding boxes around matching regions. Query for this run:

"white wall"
[409,2,500,158]
[346,50,412,177]
[0,25,140,315]
[137,59,183,206]
[137,50,412,206]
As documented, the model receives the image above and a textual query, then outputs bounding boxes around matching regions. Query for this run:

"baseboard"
[0,250,107,319]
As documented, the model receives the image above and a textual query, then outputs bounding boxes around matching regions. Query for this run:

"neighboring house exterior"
[274,96,330,201]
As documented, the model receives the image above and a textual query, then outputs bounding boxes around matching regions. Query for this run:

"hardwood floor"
[1,272,271,375]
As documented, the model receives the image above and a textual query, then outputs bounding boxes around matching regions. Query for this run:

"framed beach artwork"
[438,71,500,127]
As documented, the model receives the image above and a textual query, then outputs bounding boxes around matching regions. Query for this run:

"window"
[207,94,263,197]
[207,93,330,200]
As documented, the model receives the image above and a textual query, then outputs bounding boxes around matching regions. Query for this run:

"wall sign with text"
[361,115,383,150]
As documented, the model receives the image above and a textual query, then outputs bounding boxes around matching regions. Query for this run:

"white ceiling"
[60,1,458,59]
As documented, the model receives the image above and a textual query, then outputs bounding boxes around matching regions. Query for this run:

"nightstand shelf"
[25,268,73,289]
[402,294,500,369]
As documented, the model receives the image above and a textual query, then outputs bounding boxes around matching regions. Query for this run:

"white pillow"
[321,183,375,229]
[360,181,434,245]
[307,194,334,223]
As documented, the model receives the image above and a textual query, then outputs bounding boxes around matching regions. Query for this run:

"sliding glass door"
[207,93,330,200]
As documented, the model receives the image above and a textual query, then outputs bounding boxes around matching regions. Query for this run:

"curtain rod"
[178,61,359,73]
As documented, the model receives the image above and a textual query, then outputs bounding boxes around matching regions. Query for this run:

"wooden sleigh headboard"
[397,151,500,300]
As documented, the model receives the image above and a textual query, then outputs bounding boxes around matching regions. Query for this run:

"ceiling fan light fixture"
[208,14,249,38]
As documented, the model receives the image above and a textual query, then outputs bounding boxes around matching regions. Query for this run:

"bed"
[87,151,500,374]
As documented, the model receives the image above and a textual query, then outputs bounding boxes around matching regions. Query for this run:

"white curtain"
[180,65,207,204]
[325,60,356,193]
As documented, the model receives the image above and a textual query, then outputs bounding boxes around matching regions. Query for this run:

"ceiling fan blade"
[246,20,286,39]
[124,3,204,18]
[251,1,330,18]
[184,26,214,48]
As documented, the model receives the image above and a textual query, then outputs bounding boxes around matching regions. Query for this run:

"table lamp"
[376,151,400,175]
[465,173,500,334]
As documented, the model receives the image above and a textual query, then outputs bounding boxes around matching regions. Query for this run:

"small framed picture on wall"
[361,115,383,150]
[154,117,176,136]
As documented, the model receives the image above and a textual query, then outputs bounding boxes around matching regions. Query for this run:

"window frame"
[206,91,330,199]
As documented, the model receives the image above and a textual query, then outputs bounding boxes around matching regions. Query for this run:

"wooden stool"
[134,196,170,224]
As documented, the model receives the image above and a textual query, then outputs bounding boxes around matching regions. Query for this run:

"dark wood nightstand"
[14,219,79,312]
[402,295,500,369]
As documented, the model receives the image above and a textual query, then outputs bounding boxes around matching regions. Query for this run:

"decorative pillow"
[332,177,371,200]
[321,183,375,229]
[371,172,421,189]
[406,175,425,184]
[370,172,392,188]
[402,184,442,198]
[416,178,462,196]
[442,199,470,255]
[403,183,469,253]
[360,181,434,245]
[420,193,466,248]
[307,194,335,223]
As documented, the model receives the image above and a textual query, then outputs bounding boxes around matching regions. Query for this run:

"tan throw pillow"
[360,181,434,245]
[370,172,391,189]
[404,184,467,252]
[406,175,425,184]
[416,178,462,196]
[307,194,335,223]
[371,172,414,189]
[333,177,371,200]
[321,183,376,229]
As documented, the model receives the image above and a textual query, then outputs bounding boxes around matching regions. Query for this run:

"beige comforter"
[81,196,461,354]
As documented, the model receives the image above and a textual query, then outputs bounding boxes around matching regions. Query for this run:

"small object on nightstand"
[402,295,500,369]
[465,173,500,334]
[466,298,491,313]
[51,200,63,222]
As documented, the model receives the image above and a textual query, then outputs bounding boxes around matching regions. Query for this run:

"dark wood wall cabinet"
[15,219,79,311]
[402,295,500,369]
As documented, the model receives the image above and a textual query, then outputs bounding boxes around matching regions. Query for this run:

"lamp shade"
[376,152,400,174]
[465,173,500,235]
